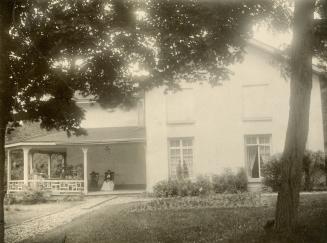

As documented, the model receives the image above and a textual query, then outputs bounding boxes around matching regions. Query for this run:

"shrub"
[153,176,213,198]
[212,168,248,193]
[261,154,282,192]
[193,175,213,196]
[153,180,179,197]
[11,187,50,204]
[153,169,247,198]
[261,150,326,192]
[302,150,325,191]
[235,169,248,191]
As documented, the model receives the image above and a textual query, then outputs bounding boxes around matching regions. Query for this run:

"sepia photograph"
[0,0,327,242]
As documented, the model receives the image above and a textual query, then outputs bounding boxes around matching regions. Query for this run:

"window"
[245,135,271,178]
[168,138,193,179]
[166,89,194,124]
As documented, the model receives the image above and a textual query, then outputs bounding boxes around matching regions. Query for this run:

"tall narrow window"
[245,135,271,178]
[168,138,193,179]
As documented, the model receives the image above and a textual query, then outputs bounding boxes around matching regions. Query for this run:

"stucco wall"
[145,44,325,190]
[79,101,144,128]
[66,143,146,188]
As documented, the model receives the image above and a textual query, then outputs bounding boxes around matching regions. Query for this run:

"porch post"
[29,152,33,176]
[82,147,88,194]
[47,154,51,179]
[7,150,11,191]
[23,147,31,185]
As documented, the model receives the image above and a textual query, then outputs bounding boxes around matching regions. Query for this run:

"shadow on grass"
[236,206,327,243]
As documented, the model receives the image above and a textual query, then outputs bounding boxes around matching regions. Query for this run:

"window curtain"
[247,146,259,178]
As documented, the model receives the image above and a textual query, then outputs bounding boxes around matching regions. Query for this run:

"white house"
[5,40,325,194]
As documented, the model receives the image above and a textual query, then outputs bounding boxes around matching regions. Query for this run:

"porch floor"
[86,190,145,196]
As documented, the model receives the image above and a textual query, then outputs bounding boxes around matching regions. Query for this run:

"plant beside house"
[153,168,248,198]
[5,187,51,205]
[262,150,326,192]
[212,168,248,193]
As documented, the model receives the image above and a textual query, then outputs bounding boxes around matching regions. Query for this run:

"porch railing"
[8,180,25,192]
[8,180,84,194]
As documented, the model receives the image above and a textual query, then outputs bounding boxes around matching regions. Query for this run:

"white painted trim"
[5,139,145,148]
[23,148,31,185]
[7,150,11,192]
[47,154,51,178]
[5,142,57,148]
[244,134,272,180]
[55,138,145,145]
[82,147,88,195]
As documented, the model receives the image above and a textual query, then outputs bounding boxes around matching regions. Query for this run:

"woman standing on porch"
[101,169,114,191]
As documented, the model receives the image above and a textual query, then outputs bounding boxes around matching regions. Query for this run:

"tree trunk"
[0,126,6,243]
[274,0,315,233]
[319,74,327,186]
[0,1,14,242]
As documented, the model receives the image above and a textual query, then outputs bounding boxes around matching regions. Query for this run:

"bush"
[302,150,325,191]
[262,150,326,192]
[153,177,213,198]
[194,175,213,196]
[261,154,282,192]
[212,168,248,193]
[153,169,247,198]
[10,187,50,204]
[153,180,179,197]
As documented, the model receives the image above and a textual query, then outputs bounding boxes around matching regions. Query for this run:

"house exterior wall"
[145,44,325,191]
[79,101,144,128]
[66,143,146,188]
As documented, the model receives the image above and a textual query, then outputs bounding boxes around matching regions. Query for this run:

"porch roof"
[6,126,145,148]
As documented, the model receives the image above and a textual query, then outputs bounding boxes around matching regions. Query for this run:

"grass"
[28,194,327,243]
[4,200,84,227]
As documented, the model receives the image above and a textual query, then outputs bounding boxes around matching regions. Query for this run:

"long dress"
[101,171,114,191]
[101,180,114,191]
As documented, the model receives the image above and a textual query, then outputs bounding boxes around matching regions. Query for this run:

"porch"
[5,127,146,195]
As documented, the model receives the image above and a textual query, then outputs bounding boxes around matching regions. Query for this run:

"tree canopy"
[6,0,286,135]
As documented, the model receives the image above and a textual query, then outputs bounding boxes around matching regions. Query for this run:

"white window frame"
[168,137,193,179]
[244,134,271,179]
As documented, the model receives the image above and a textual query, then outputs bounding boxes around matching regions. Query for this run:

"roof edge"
[248,39,323,75]
[5,138,146,149]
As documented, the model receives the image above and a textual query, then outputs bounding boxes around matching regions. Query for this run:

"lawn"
[4,199,85,227]
[28,193,327,243]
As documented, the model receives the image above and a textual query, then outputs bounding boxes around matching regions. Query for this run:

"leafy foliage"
[153,169,247,198]
[262,151,326,192]
[8,187,50,204]
[4,0,285,136]
[302,150,325,191]
[131,193,261,211]
[212,168,248,193]
[153,177,213,198]
[261,154,282,192]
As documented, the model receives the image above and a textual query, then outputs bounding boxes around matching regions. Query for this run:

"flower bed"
[129,193,262,212]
